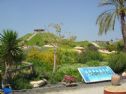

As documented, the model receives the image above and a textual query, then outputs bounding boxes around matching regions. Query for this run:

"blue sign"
[78,66,115,83]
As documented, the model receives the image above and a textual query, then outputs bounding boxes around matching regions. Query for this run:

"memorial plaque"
[78,66,115,83]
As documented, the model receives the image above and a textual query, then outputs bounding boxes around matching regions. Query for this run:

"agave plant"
[0,30,23,83]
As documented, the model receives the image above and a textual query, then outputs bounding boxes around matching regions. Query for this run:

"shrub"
[109,52,126,73]
[49,64,87,84]
[58,49,78,64]
[102,53,111,62]
[28,59,52,79]
[115,41,124,52]
[106,44,116,52]
[26,48,54,64]
[78,50,103,63]
[86,60,100,67]
[38,51,54,64]
[13,77,32,90]
[26,48,40,60]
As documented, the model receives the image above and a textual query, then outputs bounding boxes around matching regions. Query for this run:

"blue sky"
[0,0,122,41]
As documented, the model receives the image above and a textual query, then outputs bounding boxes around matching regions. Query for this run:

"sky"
[0,0,122,41]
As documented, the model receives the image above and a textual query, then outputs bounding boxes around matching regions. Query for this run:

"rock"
[30,79,47,88]
[62,82,77,87]
[111,74,121,86]
[122,72,126,79]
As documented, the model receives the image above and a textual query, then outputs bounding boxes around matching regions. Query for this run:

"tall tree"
[96,0,126,50]
[0,30,23,84]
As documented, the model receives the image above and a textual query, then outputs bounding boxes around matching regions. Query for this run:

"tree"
[48,23,63,73]
[0,30,23,84]
[96,0,126,51]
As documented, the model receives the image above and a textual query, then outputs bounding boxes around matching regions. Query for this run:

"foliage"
[0,30,24,84]
[61,39,76,48]
[78,49,103,64]
[28,59,52,80]
[86,60,100,67]
[26,48,54,64]
[114,40,124,52]
[96,0,126,34]
[94,41,108,49]
[87,43,98,51]
[21,32,91,49]
[96,0,126,50]
[106,44,116,52]
[109,52,126,73]
[19,33,32,41]
[21,32,58,46]
[49,64,86,84]
[26,48,80,65]
[13,77,32,89]
[74,41,91,47]
[58,49,78,64]
[102,53,111,62]
[0,30,23,65]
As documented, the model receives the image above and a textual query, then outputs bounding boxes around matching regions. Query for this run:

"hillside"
[21,32,58,46]
[20,32,92,48]
[20,33,32,41]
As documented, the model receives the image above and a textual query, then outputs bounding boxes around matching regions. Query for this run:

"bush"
[26,48,54,64]
[102,53,111,62]
[13,77,32,90]
[78,50,103,63]
[86,60,100,67]
[106,44,116,52]
[49,64,86,84]
[28,59,52,79]
[109,52,126,73]
[58,49,78,64]
[115,41,124,52]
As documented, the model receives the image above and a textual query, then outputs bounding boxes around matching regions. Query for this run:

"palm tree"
[0,30,23,84]
[96,0,126,50]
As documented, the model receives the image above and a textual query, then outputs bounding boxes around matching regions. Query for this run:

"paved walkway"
[14,80,126,94]
[43,86,104,94]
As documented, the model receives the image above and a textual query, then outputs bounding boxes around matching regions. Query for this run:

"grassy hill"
[20,33,32,40]
[21,32,59,46]
[20,32,91,48]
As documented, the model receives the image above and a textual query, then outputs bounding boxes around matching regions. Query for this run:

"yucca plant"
[0,30,23,84]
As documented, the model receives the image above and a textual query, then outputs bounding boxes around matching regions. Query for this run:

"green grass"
[74,41,91,47]
[21,32,58,46]
[20,32,91,48]
[19,33,32,41]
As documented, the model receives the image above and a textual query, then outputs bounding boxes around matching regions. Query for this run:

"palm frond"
[96,9,114,24]
[97,10,116,35]
[97,0,126,35]
[99,0,117,7]
[0,30,23,65]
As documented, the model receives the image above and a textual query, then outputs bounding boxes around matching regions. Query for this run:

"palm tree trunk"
[120,13,126,51]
